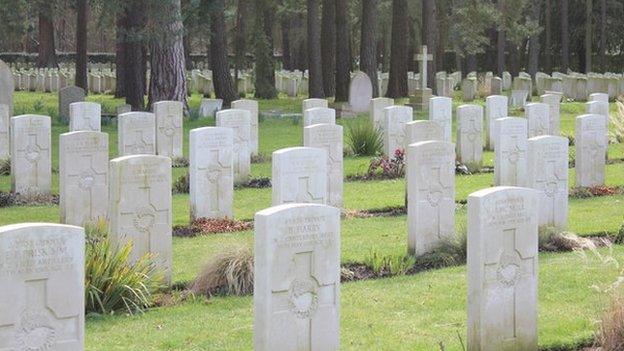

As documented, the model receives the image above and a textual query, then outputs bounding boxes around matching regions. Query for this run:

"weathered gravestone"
[585,101,610,148]
[117,112,156,156]
[59,131,108,226]
[0,223,85,350]
[490,77,503,95]
[407,141,455,255]
[369,97,394,130]
[109,155,172,283]
[589,92,609,103]
[409,45,434,111]
[189,127,234,221]
[199,98,223,118]
[272,147,328,206]
[10,115,51,195]
[347,71,373,114]
[302,98,328,112]
[485,95,508,150]
[527,136,569,228]
[495,117,528,187]
[405,120,443,147]
[116,104,131,116]
[467,186,538,351]
[304,124,343,208]
[462,78,477,102]
[383,106,413,156]
[154,101,183,158]
[254,203,340,351]
[429,96,452,142]
[525,103,550,138]
[0,60,13,116]
[69,101,101,132]
[216,109,251,185]
[231,99,259,154]
[457,104,484,167]
[510,90,529,108]
[0,104,8,159]
[58,86,85,124]
[303,107,336,128]
[540,94,562,135]
[575,114,607,187]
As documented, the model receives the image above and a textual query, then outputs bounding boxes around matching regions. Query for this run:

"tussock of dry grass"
[189,246,254,296]
[597,293,624,350]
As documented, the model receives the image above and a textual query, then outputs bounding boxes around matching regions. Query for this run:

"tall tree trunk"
[148,0,187,109]
[280,8,292,70]
[37,7,58,68]
[334,0,350,102]
[209,0,238,106]
[599,0,606,71]
[321,0,336,96]
[544,0,552,73]
[183,33,192,70]
[75,0,88,91]
[466,54,477,73]
[496,1,505,76]
[422,0,437,90]
[122,0,147,110]
[436,1,448,73]
[115,15,126,98]
[234,0,247,80]
[386,0,408,98]
[509,43,519,77]
[585,0,592,73]
[360,0,379,97]
[253,0,277,99]
[528,0,541,79]
[307,0,324,98]
[560,0,570,72]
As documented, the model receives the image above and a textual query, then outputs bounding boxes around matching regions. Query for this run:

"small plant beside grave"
[189,245,254,297]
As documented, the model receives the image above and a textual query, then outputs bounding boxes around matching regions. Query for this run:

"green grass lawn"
[3,91,624,350]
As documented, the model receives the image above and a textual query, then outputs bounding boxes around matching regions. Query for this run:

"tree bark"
[37,7,58,68]
[528,0,541,79]
[280,8,292,70]
[321,0,336,96]
[307,0,324,98]
[253,0,277,99]
[148,0,187,109]
[360,0,379,97]
[585,0,592,73]
[386,0,408,98]
[75,0,88,91]
[436,1,448,73]
[334,0,350,102]
[422,0,437,90]
[544,0,552,73]
[115,14,126,98]
[599,0,606,71]
[234,0,247,80]
[560,0,570,72]
[209,0,238,106]
[122,0,148,110]
[496,1,505,76]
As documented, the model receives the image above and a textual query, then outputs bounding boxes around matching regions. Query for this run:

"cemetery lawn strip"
[85,246,624,350]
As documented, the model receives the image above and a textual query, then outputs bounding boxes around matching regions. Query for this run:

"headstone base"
[407,88,432,111]
[331,102,357,118]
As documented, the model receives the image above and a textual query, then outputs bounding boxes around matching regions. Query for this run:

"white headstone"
[527,136,569,228]
[254,203,340,351]
[407,141,455,255]
[272,147,328,206]
[231,99,259,154]
[154,101,183,158]
[59,86,85,123]
[0,104,8,159]
[585,101,610,146]
[303,124,343,208]
[485,95,508,150]
[428,97,452,142]
[457,104,484,167]
[199,98,223,118]
[540,94,561,135]
[0,223,85,350]
[10,115,51,195]
[369,97,394,130]
[575,114,607,187]
[348,71,373,113]
[59,131,109,226]
[302,98,328,112]
[405,120,443,147]
[109,155,172,283]
[69,101,101,132]
[0,60,13,115]
[589,92,609,103]
[303,107,336,127]
[216,109,251,185]
[467,186,538,351]
[383,106,412,156]
[525,103,550,138]
[189,127,234,221]
[510,90,529,108]
[117,112,156,156]
[495,117,528,187]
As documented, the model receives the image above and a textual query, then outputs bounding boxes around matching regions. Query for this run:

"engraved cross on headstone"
[414,45,433,90]
[271,251,337,350]
[535,159,564,223]
[502,135,526,185]
[284,177,324,204]
[587,133,604,184]
[67,154,107,219]
[420,166,452,238]
[198,150,229,214]
[120,184,169,255]
[388,119,407,154]
[125,130,152,155]
[464,117,481,161]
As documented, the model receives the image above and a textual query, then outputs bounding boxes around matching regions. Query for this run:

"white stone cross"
[415,45,434,90]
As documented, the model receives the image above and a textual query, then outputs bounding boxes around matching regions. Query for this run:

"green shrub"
[413,230,468,269]
[347,123,383,156]
[189,246,254,296]
[85,221,166,314]
[364,250,416,277]
[172,172,189,194]
[0,158,9,176]
[615,223,624,245]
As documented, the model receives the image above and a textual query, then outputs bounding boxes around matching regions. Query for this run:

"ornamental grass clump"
[346,123,383,156]
[84,220,166,314]
[189,245,254,296]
